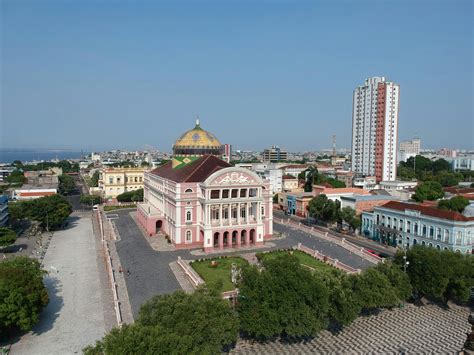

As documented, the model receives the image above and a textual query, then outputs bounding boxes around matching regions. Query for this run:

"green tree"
[394,246,473,303]
[89,171,100,187]
[308,194,339,223]
[85,288,239,354]
[339,207,360,231]
[238,255,330,339]
[0,227,16,248]
[0,257,49,336]
[58,174,76,195]
[373,261,412,301]
[438,196,470,213]
[13,195,72,230]
[80,195,102,206]
[432,158,451,173]
[117,189,143,203]
[5,170,26,185]
[304,166,318,192]
[326,178,346,188]
[434,171,462,187]
[412,181,444,202]
[351,268,401,309]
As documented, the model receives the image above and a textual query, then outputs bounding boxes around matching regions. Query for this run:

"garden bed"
[191,257,248,292]
[257,250,343,276]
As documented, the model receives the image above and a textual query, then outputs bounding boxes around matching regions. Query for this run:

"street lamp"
[403,243,410,273]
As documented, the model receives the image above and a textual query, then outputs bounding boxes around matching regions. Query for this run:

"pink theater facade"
[137,161,273,252]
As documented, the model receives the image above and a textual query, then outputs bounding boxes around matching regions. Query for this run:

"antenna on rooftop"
[332,134,337,158]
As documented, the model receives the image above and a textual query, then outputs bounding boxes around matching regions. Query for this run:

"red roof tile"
[150,155,231,183]
[379,201,474,222]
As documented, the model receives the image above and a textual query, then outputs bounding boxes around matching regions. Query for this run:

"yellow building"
[100,167,148,200]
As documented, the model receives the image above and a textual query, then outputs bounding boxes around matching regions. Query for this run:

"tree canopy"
[438,196,470,213]
[5,170,26,186]
[338,206,361,231]
[308,194,340,224]
[412,181,444,202]
[58,174,76,195]
[80,194,102,206]
[394,245,474,303]
[84,288,239,354]
[0,227,17,248]
[0,257,49,336]
[8,194,72,230]
[117,189,143,203]
[238,254,330,339]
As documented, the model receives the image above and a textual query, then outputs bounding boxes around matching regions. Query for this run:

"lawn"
[191,257,248,293]
[257,250,342,276]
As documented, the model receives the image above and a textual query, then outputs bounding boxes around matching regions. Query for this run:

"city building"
[99,167,148,200]
[353,175,377,190]
[137,121,273,252]
[0,166,15,184]
[279,164,309,178]
[351,77,400,182]
[263,146,288,163]
[282,175,299,191]
[312,185,371,203]
[361,201,473,254]
[379,180,418,191]
[222,144,232,164]
[0,195,9,227]
[398,137,421,162]
[335,171,355,188]
[12,188,57,200]
[438,148,457,158]
[450,156,474,171]
[340,194,398,215]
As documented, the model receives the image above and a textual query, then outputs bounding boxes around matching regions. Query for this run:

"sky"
[1,0,473,152]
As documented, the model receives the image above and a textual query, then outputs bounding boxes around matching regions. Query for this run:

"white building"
[351,77,400,182]
[398,138,421,163]
[379,180,418,191]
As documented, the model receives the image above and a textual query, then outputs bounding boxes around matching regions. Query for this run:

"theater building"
[137,121,273,252]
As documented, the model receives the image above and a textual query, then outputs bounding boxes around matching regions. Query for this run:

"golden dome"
[173,120,222,150]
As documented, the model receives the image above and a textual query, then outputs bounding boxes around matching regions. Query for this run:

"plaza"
[11,214,114,355]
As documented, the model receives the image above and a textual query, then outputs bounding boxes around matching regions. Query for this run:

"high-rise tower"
[351,77,399,182]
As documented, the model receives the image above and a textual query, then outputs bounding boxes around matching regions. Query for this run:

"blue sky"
[1,0,472,152]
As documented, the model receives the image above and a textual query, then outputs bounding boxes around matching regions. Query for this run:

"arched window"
[185,188,193,193]
[186,210,192,222]
[186,231,192,243]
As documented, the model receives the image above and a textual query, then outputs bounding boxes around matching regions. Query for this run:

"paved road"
[274,209,397,256]
[112,209,372,318]
[12,215,109,355]
[113,211,190,317]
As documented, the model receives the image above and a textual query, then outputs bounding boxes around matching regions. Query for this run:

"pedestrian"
[127,269,130,276]
[118,266,123,273]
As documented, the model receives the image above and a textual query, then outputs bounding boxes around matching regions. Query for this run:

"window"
[261,206,265,217]
[429,226,434,238]
[109,177,113,184]
[436,228,441,241]
[422,224,427,236]
[231,189,238,198]
[117,177,121,184]
[240,207,246,218]
[456,231,462,245]
[222,189,229,198]
[444,229,449,243]
[406,221,411,234]
[240,189,247,198]
[249,188,257,197]
[414,223,418,234]
[211,190,220,199]
[185,188,193,193]
[186,211,192,222]
[232,208,237,219]
[135,177,138,182]
[139,177,142,182]
[186,231,192,243]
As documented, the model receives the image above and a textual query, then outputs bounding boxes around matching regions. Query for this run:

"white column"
[238,203,241,225]
[246,202,250,224]
[229,204,233,226]
[219,204,223,227]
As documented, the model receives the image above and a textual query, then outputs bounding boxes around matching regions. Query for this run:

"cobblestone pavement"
[232,303,471,354]
[111,209,373,318]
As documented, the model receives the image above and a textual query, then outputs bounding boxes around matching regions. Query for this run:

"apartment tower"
[351,77,399,182]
